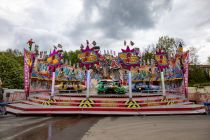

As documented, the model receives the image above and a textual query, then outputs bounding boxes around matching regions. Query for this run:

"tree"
[0,50,24,89]
[68,50,81,67]
[189,65,208,86]
[189,47,199,65]
[62,51,70,65]
[207,56,210,64]
[156,36,184,55]
[142,44,155,65]
[62,50,81,67]
[142,36,185,65]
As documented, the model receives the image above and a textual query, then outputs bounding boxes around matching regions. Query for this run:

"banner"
[24,49,30,95]
[24,49,35,97]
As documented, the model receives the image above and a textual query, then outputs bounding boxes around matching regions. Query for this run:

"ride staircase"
[6,93,205,115]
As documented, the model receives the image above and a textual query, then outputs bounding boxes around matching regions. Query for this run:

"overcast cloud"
[0,0,210,63]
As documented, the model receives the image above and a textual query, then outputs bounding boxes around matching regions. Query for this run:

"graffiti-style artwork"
[131,55,186,82]
[25,39,190,97]
[32,61,50,79]
[30,49,187,83]
[30,48,86,91]
[32,63,86,81]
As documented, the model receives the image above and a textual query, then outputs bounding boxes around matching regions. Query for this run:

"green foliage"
[142,51,154,65]
[0,48,82,89]
[0,49,24,89]
[156,36,182,55]
[142,36,183,64]
[63,50,81,67]
[189,47,199,64]
[189,65,209,86]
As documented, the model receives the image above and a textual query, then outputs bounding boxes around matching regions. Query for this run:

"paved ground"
[0,114,100,140]
[0,114,210,140]
[82,115,210,140]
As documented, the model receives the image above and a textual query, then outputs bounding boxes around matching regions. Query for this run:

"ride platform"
[6,93,205,115]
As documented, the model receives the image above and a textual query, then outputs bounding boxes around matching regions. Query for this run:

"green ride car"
[96,80,126,94]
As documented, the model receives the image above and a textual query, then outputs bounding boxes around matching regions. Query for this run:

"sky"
[0,0,210,63]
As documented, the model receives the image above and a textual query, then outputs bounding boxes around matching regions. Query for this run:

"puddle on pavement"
[5,116,102,140]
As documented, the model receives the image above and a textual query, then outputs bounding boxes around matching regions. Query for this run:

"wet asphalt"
[0,114,101,140]
[1,114,210,140]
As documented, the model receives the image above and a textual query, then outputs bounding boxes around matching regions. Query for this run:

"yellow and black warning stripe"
[125,100,140,108]
[161,98,175,106]
[42,98,57,106]
[167,101,175,106]
[161,98,170,102]
[48,98,57,103]
[79,99,94,107]
[42,101,51,106]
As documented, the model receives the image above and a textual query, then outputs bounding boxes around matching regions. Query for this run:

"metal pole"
[86,70,90,99]
[160,71,166,97]
[128,70,132,100]
[51,71,55,97]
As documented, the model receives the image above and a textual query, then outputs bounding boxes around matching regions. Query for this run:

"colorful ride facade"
[7,40,204,116]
